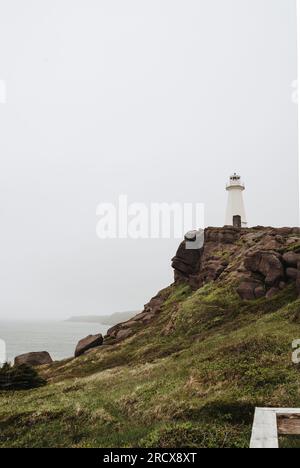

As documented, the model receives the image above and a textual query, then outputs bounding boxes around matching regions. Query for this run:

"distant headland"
[66,311,139,326]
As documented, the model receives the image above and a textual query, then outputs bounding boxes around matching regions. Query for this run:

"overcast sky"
[0,0,298,321]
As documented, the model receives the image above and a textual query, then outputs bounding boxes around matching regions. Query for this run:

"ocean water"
[0,321,109,363]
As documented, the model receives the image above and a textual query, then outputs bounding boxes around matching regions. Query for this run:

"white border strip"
[297,0,300,223]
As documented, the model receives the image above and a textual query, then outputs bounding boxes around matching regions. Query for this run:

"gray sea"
[0,321,109,364]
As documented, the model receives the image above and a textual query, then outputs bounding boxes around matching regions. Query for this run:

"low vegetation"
[0,363,46,391]
[1,281,300,448]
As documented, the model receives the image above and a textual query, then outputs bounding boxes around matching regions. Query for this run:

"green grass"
[1,282,300,448]
[279,436,300,448]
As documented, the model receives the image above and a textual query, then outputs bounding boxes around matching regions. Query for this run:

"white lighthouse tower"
[225,173,247,227]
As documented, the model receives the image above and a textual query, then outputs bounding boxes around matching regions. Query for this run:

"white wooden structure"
[250,407,300,448]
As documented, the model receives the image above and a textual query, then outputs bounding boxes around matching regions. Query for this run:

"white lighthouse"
[225,173,247,227]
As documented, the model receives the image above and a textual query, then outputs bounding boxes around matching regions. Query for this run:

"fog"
[0,0,298,321]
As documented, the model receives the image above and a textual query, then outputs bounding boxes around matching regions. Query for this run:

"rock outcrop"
[75,334,103,357]
[14,352,53,367]
[103,289,168,345]
[171,241,202,282]
[88,226,300,352]
[244,251,284,286]
[172,226,241,289]
[172,226,300,300]
[236,278,266,301]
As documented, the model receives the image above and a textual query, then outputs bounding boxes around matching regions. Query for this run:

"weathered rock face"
[244,251,284,287]
[286,268,298,280]
[171,242,201,282]
[103,289,169,345]
[75,334,103,357]
[236,279,266,301]
[97,226,300,351]
[283,252,300,267]
[172,226,241,289]
[14,351,52,367]
[205,227,241,244]
[172,226,300,300]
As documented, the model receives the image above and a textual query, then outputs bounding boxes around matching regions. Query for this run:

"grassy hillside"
[1,281,300,448]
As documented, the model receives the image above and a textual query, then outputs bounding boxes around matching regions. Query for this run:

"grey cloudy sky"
[0,0,298,321]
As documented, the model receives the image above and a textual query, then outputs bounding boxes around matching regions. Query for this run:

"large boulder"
[205,227,240,244]
[259,234,283,250]
[172,241,201,280]
[75,334,103,357]
[283,252,300,267]
[237,279,265,300]
[244,253,261,272]
[244,251,284,287]
[199,259,228,283]
[14,351,52,367]
[286,267,298,280]
[115,329,133,341]
[266,287,279,299]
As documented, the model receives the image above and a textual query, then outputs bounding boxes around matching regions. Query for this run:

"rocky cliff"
[104,226,300,345]
[172,226,300,299]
